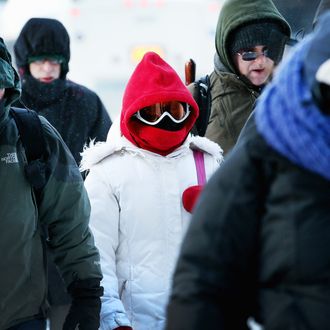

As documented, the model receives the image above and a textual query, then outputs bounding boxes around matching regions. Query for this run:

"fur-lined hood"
[80,118,223,172]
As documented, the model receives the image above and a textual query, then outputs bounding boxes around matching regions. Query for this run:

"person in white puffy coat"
[80,52,223,330]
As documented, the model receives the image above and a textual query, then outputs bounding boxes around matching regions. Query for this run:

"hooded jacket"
[0,37,102,329]
[81,52,223,330]
[14,18,111,164]
[204,0,291,154]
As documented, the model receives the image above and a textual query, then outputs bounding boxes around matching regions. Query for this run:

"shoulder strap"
[11,107,45,161]
[193,149,206,185]
[11,108,50,291]
[11,107,48,204]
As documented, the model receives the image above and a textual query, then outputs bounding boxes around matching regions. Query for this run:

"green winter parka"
[205,68,260,155]
[205,0,291,154]
[0,38,102,329]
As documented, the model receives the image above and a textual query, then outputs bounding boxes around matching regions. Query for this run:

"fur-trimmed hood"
[80,118,223,171]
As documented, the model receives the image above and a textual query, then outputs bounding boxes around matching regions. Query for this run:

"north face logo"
[1,152,18,164]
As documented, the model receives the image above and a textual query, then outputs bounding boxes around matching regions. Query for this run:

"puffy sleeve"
[85,164,132,329]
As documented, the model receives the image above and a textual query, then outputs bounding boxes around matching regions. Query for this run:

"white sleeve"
[85,166,132,329]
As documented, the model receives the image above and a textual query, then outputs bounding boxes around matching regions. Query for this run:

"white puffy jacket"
[82,121,223,330]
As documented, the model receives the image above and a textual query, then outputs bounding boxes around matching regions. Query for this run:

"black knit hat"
[229,21,288,64]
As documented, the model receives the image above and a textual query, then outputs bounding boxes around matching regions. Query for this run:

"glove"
[63,278,104,330]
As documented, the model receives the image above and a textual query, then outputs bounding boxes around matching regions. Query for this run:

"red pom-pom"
[182,185,203,213]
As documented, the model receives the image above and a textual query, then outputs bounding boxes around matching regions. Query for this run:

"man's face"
[29,58,61,83]
[233,45,275,86]
[0,88,5,100]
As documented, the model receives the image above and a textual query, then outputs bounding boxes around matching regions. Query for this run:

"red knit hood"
[120,52,199,154]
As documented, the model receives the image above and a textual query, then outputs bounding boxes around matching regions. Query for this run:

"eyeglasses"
[32,58,63,65]
[237,49,269,61]
[134,101,190,125]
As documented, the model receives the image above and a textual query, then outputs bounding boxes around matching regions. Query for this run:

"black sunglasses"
[237,49,269,61]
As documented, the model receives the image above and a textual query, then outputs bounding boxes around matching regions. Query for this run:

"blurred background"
[0,0,322,119]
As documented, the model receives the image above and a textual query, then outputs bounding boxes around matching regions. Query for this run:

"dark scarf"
[255,38,330,181]
[21,74,66,107]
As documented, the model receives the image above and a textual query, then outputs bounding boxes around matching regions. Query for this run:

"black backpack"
[192,75,211,137]
[10,107,48,204]
[11,107,54,313]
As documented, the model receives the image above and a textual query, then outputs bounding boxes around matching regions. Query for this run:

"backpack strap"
[193,149,206,185]
[11,107,48,204]
[11,107,51,315]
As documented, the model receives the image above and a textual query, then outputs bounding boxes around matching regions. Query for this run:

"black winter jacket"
[13,17,112,166]
[17,77,111,165]
[166,120,330,330]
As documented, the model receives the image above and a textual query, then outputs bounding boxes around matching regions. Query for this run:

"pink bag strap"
[193,149,206,185]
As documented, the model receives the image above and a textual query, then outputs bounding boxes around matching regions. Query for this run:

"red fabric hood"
[120,52,199,152]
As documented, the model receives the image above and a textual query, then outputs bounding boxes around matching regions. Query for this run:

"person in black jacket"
[13,18,111,330]
[166,11,330,330]
[13,17,112,166]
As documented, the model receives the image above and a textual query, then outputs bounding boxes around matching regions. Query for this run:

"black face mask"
[153,114,186,131]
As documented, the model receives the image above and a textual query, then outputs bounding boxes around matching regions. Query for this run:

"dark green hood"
[0,38,21,116]
[215,0,291,73]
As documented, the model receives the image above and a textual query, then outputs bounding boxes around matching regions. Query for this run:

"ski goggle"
[28,56,64,65]
[237,48,269,61]
[134,101,190,125]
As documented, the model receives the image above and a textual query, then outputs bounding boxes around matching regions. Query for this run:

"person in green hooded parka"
[199,0,291,155]
[0,37,103,330]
